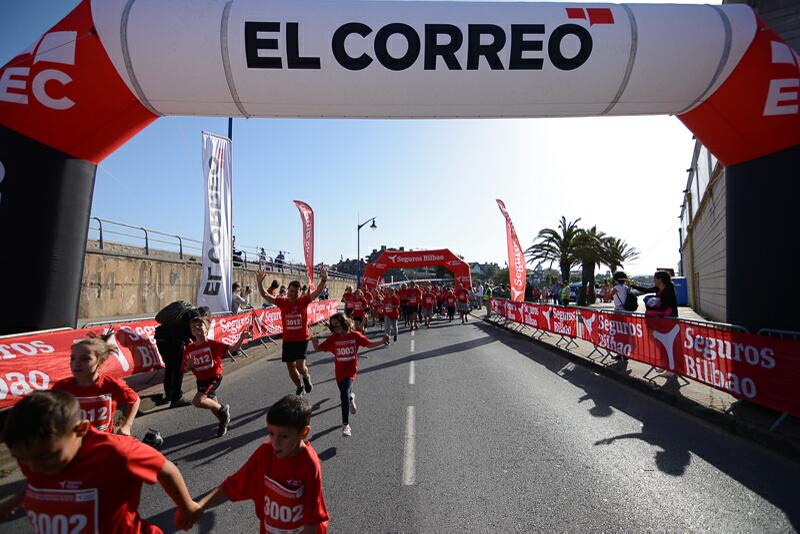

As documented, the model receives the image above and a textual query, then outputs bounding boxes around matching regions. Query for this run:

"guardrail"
[488,298,798,432]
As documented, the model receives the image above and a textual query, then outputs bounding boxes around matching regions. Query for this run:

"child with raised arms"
[182,395,330,533]
[183,315,249,437]
[0,390,199,532]
[312,313,388,436]
[52,332,140,435]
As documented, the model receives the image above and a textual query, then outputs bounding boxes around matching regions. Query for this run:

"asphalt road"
[2,316,799,532]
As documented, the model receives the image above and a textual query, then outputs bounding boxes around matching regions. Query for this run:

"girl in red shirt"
[312,313,388,436]
[52,331,140,436]
[351,289,368,333]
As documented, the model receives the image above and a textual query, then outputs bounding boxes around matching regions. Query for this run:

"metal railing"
[88,216,357,280]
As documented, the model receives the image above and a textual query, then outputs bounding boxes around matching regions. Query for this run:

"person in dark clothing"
[155,306,201,407]
[630,271,678,318]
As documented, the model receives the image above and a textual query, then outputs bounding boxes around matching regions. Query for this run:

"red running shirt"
[342,293,355,310]
[456,288,469,303]
[275,294,313,342]
[352,297,367,319]
[406,289,421,305]
[223,441,329,534]
[317,331,372,381]
[52,374,138,433]
[182,339,229,381]
[422,293,435,308]
[21,427,165,534]
[383,297,401,320]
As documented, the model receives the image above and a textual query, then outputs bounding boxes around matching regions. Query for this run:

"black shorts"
[345,308,353,318]
[196,375,223,398]
[282,340,309,362]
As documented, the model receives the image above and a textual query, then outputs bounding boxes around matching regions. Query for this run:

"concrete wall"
[681,172,727,323]
[78,241,353,325]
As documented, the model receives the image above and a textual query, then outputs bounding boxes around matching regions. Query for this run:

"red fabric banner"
[293,200,315,292]
[494,299,800,417]
[496,199,526,302]
[0,300,340,409]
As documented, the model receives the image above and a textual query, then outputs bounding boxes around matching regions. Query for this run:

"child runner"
[398,284,409,327]
[363,289,374,328]
[351,289,368,333]
[1,391,199,532]
[373,292,385,330]
[406,282,422,330]
[456,285,471,323]
[383,288,401,342]
[52,332,140,436]
[257,267,329,396]
[184,395,329,533]
[312,313,389,436]
[421,287,435,328]
[183,316,249,437]
[342,286,355,319]
[444,287,457,322]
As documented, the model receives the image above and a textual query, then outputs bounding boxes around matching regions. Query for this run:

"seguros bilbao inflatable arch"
[0,0,797,334]
[362,249,472,291]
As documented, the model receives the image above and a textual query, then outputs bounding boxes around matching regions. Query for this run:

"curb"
[478,313,800,461]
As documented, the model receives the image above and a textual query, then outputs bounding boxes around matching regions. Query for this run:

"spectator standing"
[483,285,493,317]
[231,282,252,314]
[630,271,678,318]
[612,271,630,312]
[154,301,199,408]
[258,248,267,269]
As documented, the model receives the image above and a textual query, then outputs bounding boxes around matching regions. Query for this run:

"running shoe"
[217,404,231,437]
[349,393,357,414]
[296,385,304,396]
[342,424,352,437]
[303,374,313,394]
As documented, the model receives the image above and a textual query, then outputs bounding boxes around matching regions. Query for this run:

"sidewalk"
[475,307,800,458]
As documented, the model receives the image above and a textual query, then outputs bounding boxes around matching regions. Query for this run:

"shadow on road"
[311,334,496,387]
[145,505,217,533]
[310,425,340,442]
[475,321,800,529]
[317,446,337,461]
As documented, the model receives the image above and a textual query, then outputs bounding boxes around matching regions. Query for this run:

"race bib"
[262,476,305,533]
[75,394,113,432]
[285,314,303,331]
[25,486,98,534]
[187,347,214,373]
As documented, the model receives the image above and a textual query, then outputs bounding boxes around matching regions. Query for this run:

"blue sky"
[2,0,711,274]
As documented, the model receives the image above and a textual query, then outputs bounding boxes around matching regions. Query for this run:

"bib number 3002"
[263,495,303,525]
[27,512,87,534]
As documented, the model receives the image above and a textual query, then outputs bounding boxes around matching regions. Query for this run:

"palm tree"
[572,226,607,305]
[604,237,640,273]
[525,216,581,283]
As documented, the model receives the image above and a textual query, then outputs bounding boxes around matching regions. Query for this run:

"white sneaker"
[342,424,352,437]
[349,393,357,415]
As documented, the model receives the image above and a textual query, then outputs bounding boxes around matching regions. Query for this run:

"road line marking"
[403,406,416,486]
[410,339,415,352]
[409,361,415,385]
[411,330,415,337]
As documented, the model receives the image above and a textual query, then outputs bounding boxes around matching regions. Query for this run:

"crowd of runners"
[1,266,484,533]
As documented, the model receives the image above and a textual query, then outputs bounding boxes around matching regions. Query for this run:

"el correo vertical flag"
[198,132,233,312]
[293,200,315,292]
[496,199,526,302]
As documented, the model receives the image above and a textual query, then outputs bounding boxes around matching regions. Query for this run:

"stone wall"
[78,241,353,325]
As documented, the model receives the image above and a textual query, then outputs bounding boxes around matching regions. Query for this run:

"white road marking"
[410,339,415,352]
[409,361,415,385]
[411,330,415,337]
[403,406,416,486]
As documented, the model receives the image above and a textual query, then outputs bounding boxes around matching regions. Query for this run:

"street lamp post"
[357,217,377,289]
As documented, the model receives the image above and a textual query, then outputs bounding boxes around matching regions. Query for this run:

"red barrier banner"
[496,299,800,417]
[0,300,341,409]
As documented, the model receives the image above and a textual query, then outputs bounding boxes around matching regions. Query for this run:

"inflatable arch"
[361,249,472,292]
[0,0,798,334]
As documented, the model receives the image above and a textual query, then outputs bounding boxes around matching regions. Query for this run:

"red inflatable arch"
[362,249,472,292]
[0,0,797,333]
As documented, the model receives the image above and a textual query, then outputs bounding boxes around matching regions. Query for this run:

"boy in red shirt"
[52,332,140,435]
[444,288,457,322]
[1,391,199,533]
[383,288,401,342]
[183,316,249,437]
[184,395,330,533]
[351,289,368,333]
[421,287,435,328]
[258,268,329,396]
[456,285,471,324]
[312,313,388,436]
[406,282,422,331]
[341,286,355,318]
